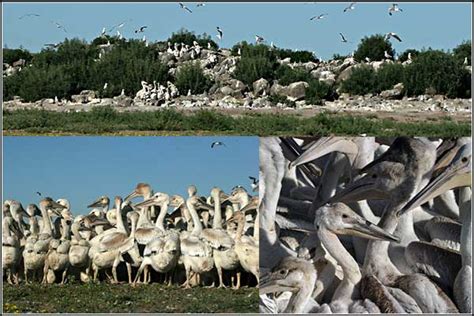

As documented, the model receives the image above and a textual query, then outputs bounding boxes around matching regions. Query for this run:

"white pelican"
[216,27,223,40]
[310,13,328,20]
[179,2,193,13]
[134,26,147,33]
[388,3,403,16]
[385,32,402,42]
[343,2,356,12]
[211,141,226,148]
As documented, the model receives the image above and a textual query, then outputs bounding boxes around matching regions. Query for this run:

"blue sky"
[2,2,471,59]
[3,136,258,215]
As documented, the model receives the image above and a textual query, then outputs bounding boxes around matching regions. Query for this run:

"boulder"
[270,83,287,96]
[115,96,133,107]
[337,65,358,82]
[285,81,309,101]
[380,83,404,99]
[253,78,269,95]
[220,86,236,96]
[227,79,247,92]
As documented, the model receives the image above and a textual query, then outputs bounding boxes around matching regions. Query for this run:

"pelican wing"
[181,236,211,257]
[201,229,234,250]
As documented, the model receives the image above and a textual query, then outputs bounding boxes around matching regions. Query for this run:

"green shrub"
[398,49,419,63]
[274,48,318,63]
[332,53,347,61]
[305,79,332,105]
[168,28,218,50]
[175,62,213,95]
[403,49,471,98]
[268,94,296,107]
[340,66,377,95]
[376,63,405,92]
[453,41,471,65]
[275,65,311,85]
[233,44,277,86]
[3,48,33,65]
[354,34,394,62]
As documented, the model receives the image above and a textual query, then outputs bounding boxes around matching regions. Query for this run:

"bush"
[305,79,333,105]
[398,49,419,63]
[332,53,347,61]
[340,66,377,95]
[275,65,311,85]
[268,94,296,107]
[403,49,470,98]
[168,28,218,50]
[274,48,318,63]
[453,41,471,65]
[233,43,277,85]
[175,62,213,95]
[376,63,405,92]
[3,48,33,65]
[354,34,394,62]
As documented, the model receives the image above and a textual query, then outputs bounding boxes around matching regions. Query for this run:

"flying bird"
[249,176,259,192]
[343,2,356,12]
[339,32,348,43]
[211,141,226,148]
[255,35,265,44]
[385,32,402,42]
[135,26,147,33]
[101,27,107,37]
[216,27,223,40]
[310,13,328,20]
[388,3,403,16]
[196,2,206,7]
[36,192,42,196]
[179,2,193,13]
[109,20,128,32]
[52,21,67,33]
[44,43,61,49]
[19,13,40,19]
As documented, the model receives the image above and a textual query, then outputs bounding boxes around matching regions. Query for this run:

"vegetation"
[175,62,213,95]
[453,41,471,65]
[398,49,419,63]
[268,94,296,107]
[353,34,394,62]
[340,66,377,95]
[275,65,311,85]
[233,43,277,85]
[3,283,258,313]
[3,107,470,136]
[168,28,218,50]
[3,48,33,65]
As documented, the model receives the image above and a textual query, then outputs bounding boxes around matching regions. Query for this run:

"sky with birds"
[3,136,259,215]
[3,2,471,59]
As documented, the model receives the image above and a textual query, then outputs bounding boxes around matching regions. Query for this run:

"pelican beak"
[197,201,214,212]
[124,190,139,202]
[240,201,257,213]
[289,137,358,169]
[220,192,229,201]
[87,198,103,208]
[259,276,297,295]
[134,197,157,209]
[400,145,471,215]
[344,219,400,242]
[328,174,387,204]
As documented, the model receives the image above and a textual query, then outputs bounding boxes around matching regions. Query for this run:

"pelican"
[180,195,214,288]
[255,35,265,44]
[249,176,259,192]
[3,215,21,284]
[196,2,205,7]
[19,13,40,19]
[51,21,67,33]
[385,32,402,42]
[384,50,392,59]
[69,218,91,282]
[339,32,348,43]
[179,2,193,13]
[310,13,328,20]
[388,3,403,16]
[44,43,61,49]
[343,2,356,12]
[134,26,147,33]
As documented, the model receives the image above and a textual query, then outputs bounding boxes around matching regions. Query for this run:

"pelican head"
[315,203,400,242]
[187,195,213,212]
[26,204,41,217]
[210,187,228,203]
[187,185,197,197]
[260,256,316,295]
[400,142,471,215]
[134,192,170,209]
[169,195,185,211]
[125,183,151,201]
[40,197,67,216]
[226,187,248,203]
[87,196,110,208]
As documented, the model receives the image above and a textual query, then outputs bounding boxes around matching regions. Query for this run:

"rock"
[115,96,133,107]
[380,83,404,99]
[337,65,359,82]
[220,86,236,96]
[285,81,309,101]
[303,62,318,72]
[253,78,269,95]
[424,87,437,96]
[371,61,384,71]
[270,83,287,96]
[227,79,247,92]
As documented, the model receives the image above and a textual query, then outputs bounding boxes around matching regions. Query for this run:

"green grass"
[3,283,258,313]
[3,107,470,136]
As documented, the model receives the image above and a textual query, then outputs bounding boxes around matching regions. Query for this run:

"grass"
[3,283,258,313]
[3,107,471,136]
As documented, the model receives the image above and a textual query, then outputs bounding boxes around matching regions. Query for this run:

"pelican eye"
[342,214,348,219]
[279,269,287,276]
[461,157,468,163]
[371,174,377,179]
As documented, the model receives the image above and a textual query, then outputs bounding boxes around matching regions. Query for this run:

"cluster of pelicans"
[3,184,259,288]
[259,136,471,313]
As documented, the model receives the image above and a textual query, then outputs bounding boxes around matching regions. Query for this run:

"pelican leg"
[181,268,192,289]
[61,265,69,284]
[126,262,132,284]
[217,266,226,288]
[93,265,99,283]
[112,256,120,284]
[233,271,241,290]
[133,262,147,286]
[42,260,49,284]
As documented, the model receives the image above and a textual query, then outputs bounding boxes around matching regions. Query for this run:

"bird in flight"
[339,32,348,43]
[179,2,193,13]
[211,141,226,148]
[36,191,42,196]
[19,13,40,19]
[255,35,265,44]
[249,176,259,192]
[52,21,67,33]
[310,13,328,20]
[385,32,402,42]
[135,26,147,33]
[109,20,128,32]
[388,3,403,16]
[196,2,206,7]
[101,27,107,37]
[343,2,356,12]
[216,27,223,40]
[44,43,61,49]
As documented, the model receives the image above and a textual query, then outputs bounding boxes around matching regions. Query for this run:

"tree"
[353,34,394,62]
[453,40,471,65]
[168,28,218,49]
[175,62,213,95]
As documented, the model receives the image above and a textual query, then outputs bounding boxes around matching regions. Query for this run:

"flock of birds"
[17,2,406,58]
[3,183,259,288]
[259,137,471,313]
